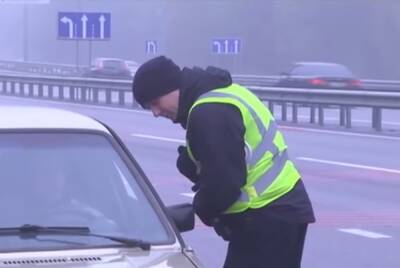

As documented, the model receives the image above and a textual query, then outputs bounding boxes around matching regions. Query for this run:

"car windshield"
[290,64,353,77]
[0,132,172,252]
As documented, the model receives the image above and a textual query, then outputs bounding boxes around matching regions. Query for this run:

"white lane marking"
[281,126,400,141]
[181,193,195,198]
[131,134,185,144]
[297,157,400,175]
[338,228,391,239]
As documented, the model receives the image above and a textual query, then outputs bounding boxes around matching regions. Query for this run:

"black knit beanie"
[132,56,181,107]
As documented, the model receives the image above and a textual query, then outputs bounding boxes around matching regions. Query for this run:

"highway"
[1,95,399,268]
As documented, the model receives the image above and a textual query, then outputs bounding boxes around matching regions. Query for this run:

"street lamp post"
[23,3,29,61]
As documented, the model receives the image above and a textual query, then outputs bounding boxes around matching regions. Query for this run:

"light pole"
[23,3,29,61]
[75,24,80,71]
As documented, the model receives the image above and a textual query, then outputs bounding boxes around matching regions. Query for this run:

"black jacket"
[175,66,315,227]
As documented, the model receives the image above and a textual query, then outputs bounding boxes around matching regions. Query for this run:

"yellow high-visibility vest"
[187,84,300,214]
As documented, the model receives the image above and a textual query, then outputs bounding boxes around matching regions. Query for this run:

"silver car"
[0,106,203,268]
[82,58,132,79]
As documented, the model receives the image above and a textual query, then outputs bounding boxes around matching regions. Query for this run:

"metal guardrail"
[232,74,279,87]
[250,86,400,131]
[1,60,400,92]
[0,73,399,132]
[361,79,400,91]
[0,60,81,76]
[0,73,133,107]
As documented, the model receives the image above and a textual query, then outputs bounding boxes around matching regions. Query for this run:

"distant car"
[0,106,203,268]
[82,57,132,79]
[275,62,362,89]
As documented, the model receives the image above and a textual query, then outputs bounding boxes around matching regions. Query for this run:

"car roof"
[0,106,110,133]
[288,62,354,77]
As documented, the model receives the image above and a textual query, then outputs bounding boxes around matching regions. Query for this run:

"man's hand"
[176,146,198,183]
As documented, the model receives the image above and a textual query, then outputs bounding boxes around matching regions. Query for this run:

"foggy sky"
[0,0,399,79]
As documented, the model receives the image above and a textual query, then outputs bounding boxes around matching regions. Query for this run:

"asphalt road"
[1,95,399,268]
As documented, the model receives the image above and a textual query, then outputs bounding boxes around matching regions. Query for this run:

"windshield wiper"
[0,224,151,250]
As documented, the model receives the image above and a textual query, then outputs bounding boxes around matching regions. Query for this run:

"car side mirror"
[167,203,195,233]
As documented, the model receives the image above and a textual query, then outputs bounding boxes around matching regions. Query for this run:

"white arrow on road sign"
[213,40,222,54]
[224,40,229,54]
[81,14,88,39]
[234,39,240,53]
[99,15,106,39]
[60,16,74,38]
[146,41,157,54]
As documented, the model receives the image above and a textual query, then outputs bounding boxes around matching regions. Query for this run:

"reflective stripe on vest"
[200,91,280,167]
[187,84,300,214]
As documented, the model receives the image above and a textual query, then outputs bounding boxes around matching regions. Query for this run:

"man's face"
[147,90,180,121]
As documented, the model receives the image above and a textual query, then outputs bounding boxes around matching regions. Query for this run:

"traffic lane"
[3,96,397,214]
[48,97,397,174]
[126,131,398,200]
[129,124,400,177]
[126,135,400,227]
[299,161,400,222]
[1,95,399,212]
[125,135,400,268]
[303,228,398,268]
[297,158,399,268]
[281,126,400,170]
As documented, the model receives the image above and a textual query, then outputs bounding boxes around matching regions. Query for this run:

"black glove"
[176,145,198,183]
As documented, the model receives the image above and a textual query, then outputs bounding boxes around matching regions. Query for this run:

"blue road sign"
[145,40,157,54]
[212,39,241,54]
[58,12,111,40]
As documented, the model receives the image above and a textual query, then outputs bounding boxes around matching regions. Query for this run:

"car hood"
[0,247,201,267]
